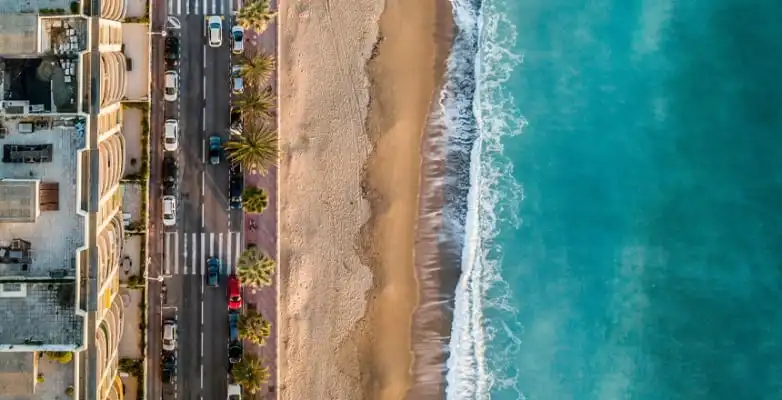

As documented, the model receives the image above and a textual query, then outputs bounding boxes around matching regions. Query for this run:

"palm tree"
[236,247,275,288]
[231,355,270,394]
[235,87,275,121]
[242,186,269,213]
[238,52,276,87]
[237,0,277,34]
[238,309,272,346]
[224,123,278,175]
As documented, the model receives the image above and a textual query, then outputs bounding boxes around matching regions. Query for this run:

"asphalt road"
[154,8,242,400]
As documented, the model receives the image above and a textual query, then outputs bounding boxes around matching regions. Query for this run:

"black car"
[229,164,243,209]
[163,156,177,194]
[228,341,243,364]
[230,107,242,132]
[165,35,180,67]
[162,353,176,384]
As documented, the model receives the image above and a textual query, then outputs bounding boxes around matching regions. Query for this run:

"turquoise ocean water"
[442,0,782,399]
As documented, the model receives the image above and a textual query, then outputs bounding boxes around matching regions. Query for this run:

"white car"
[231,66,243,94]
[162,320,177,351]
[162,195,176,226]
[164,71,178,102]
[208,16,223,48]
[164,120,179,151]
[231,25,244,54]
[227,383,241,400]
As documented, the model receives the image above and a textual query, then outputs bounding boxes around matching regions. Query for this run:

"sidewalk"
[242,1,279,396]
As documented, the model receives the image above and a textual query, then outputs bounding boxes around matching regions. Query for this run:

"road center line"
[201,207,205,227]
[201,171,205,196]
[202,140,206,163]
[202,107,206,128]
[203,48,206,68]
[200,364,204,389]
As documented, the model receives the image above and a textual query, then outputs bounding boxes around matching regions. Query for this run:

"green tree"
[224,123,278,175]
[242,186,269,213]
[236,247,275,288]
[235,87,275,121]
[237,0,277,34]
[231,355,270,394]
[238,309,272,346]
[238,52,276,88]
[44,351,73,364]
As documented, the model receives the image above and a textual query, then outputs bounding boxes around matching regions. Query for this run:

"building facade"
[0,0,131,398]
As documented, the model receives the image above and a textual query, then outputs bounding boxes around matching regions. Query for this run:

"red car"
[227,275,243,310]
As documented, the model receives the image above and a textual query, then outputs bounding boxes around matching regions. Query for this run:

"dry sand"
[278,0,449,398]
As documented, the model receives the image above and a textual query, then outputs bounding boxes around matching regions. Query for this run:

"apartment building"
[0,0,130,398]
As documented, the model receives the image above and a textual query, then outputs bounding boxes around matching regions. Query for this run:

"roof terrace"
[0,116,86,348]
[0,53,80,114]
[0,116,85,279]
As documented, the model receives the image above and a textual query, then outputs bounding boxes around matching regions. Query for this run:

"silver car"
[164,71,178,102]
[162,320,177,351]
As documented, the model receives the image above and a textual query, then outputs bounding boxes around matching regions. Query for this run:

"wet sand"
[278,0,451,398]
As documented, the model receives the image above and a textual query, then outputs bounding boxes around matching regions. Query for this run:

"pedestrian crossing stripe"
[167,0,235,16]
[164,232,243,275]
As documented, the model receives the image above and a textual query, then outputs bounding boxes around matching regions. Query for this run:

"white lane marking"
[167,16,181,29]
[201,301,204,325]
[176,0,181,15]
[185,0,190,15]
[203,50,206,69]
[200,364,204,389]
[201,233,206,275]
[209,232,215,257]
[218,232,224,273]
[201,171,205,196]
[201,207,205,227]
[202,107,206,128]
[233,232,241,274]
[164,232,171,275]
[173,232,180,275]
[226,232,232,275]
[183,230,189,275]
[192,233,198,275]
[168,0,172,13]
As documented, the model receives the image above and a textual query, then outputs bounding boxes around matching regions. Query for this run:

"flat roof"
[0,180,38,222]
[0,282,81,347]
[0,117,85,347]
[0,14,38,56]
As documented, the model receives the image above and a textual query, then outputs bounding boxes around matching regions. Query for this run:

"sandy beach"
[278,0,451,398]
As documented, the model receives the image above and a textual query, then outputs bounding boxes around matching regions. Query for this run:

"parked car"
[165,35,180,67]
[231,66,243,94]
[208,16,223,47]
[209,135,222,165]
[162,353,176,384]
[228,341,243,365]
[162,195,176,226]
[231,25,244,54]
[227,383,242,400]
[164,70,178,102]
[227,275,242,310]
[207,257,220,287]
[163,156,177,194]
[164,119,179,151]
[228,310,239,341]
[229,173,243,210]
[230,107,242,134]
[162,319,177,351]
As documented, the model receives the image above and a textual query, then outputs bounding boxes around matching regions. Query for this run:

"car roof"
[209,16,221,24]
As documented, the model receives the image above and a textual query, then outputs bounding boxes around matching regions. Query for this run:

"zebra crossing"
[164,231,242,276]
[167,0,237,15]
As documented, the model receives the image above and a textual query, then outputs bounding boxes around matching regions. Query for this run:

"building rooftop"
[0,282,81,348]
[0,53,80,114]
[0,118,85,347]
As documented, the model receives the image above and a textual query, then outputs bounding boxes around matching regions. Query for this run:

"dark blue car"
[206,257,220,287]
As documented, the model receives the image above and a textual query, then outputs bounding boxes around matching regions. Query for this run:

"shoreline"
[363,0,455,398]
[278,0,452,397]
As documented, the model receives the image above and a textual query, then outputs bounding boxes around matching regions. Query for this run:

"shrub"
[44,351,73,364]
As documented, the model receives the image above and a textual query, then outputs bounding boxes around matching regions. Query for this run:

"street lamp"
[148,30,168,37]
[143,272,171,282]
